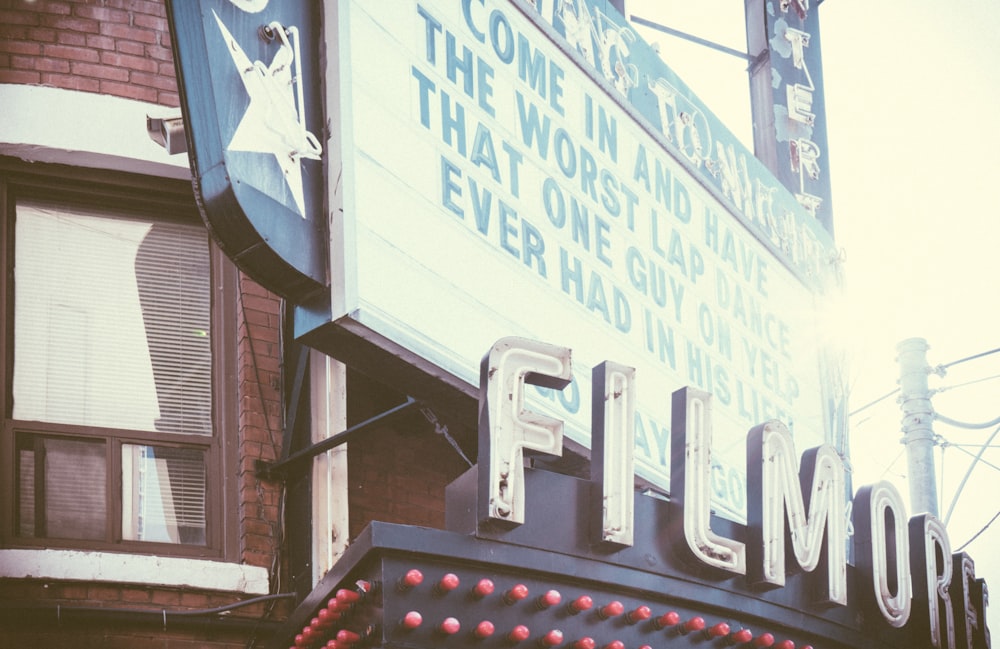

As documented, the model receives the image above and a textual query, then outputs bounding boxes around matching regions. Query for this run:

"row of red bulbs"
[289,568,815,649]
[392,608,811,649]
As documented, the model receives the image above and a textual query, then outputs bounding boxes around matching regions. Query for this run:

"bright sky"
[629,0,1000,633]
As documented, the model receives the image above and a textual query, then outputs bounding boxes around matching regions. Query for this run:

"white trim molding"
[0,549,270,594]
[0,84,191,179]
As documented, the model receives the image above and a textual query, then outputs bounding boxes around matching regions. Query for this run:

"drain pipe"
[0,592,294,636]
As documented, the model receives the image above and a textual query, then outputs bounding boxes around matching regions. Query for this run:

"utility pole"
[896,338,938,517]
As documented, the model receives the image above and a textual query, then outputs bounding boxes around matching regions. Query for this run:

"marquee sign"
[297,0,843,520]
[266,338,991,649]
[166,0,328,301]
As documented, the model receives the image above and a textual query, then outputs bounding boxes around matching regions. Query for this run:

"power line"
[849,387,898,418]
[939,346,1000,371]
[955,510,1000,553]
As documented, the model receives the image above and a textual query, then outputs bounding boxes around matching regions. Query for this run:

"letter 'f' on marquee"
[478,337,572,526]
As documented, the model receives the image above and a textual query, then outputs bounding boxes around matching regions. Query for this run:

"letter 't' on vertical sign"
[166,0,327,302]
[478,338,572,527]
[591,362,636,548]
[669,388,746,575]
[746,422,847,606]
[745,0,833,235]
[853,482,913,629]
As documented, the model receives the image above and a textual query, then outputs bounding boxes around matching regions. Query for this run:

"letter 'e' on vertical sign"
[591,362,636,548]
[478,338,572,527]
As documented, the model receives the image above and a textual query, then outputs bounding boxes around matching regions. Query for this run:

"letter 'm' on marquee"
[478,337,572,526]
[746,421,847,606]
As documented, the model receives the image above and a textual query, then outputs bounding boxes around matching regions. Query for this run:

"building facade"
[0,1,469,646]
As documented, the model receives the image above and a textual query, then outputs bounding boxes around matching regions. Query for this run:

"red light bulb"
[603,641,625,649]
[654,611,680,629]
[398,569,423,591]
[400,611,422,630]
[474,620,496,639]
[508,624,531,643]
[705,622,731,638]
[573,638,595,649]
[435,573,460,594]
[336,629,361,644]
[538,630,564,647]
[681,617,705,634]
[729,629,754,644]
[504,584,530,605]
[567,595,593,614]
[536,590,562,610]
[472,579,495,599]
[438,617,461,635]
[753,633,775,648]
[336,588,361,604]
[775,641,795,649]
[625,605,651,624]
[597,600,624,619]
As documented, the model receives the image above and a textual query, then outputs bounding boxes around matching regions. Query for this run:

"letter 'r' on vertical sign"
[669,388,746,575]
[591,362,636,548]
[478,337,572,526]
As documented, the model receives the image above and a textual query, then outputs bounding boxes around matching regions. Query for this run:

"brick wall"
[348,420,473,539]
[237,274,284,572]
[0,0,179,106]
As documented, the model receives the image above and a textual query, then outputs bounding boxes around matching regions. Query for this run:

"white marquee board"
[327,0,841,519]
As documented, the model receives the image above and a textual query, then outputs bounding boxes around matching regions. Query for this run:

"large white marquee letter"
[591,362,636,547]
[669,388,746,575]
[854,481,913,628]
[478,337,572,526]
[747,421,847,606]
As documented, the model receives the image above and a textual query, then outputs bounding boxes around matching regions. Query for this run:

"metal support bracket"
[255,397,423,480]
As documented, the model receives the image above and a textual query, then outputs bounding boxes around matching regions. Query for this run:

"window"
[1,163,237,558]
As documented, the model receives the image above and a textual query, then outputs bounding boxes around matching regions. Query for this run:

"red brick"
[33,57,71,73]
[106,0,166,17]
[29,27,57,43]
[74,5,130,23]
[130,70,176,91]
[157,90,179,107]
[55,29,86,46]
[86,34,116,51]
[72,61,129,82]
[0,10,40,26]
[44,43,99,62]
[35,2,73,16]
[0,69,40,83]
[121,587,151,603]
[180,591,211,608]
[40,14,101,35]
[151,589,182,606]
[0,53,9,68]
[146,44,172,62]
[100,22,158,44]
[100,79,158,101]
[0,40,41,56]
[117,39,147,56]
[133,12,168,32]
[87,584,121,601]
[39,71,99,91]
[101,51,159,73]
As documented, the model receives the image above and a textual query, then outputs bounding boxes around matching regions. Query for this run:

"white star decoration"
[213,11,320,216]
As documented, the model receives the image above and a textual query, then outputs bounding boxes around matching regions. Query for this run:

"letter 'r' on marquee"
[478,338,572,526]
